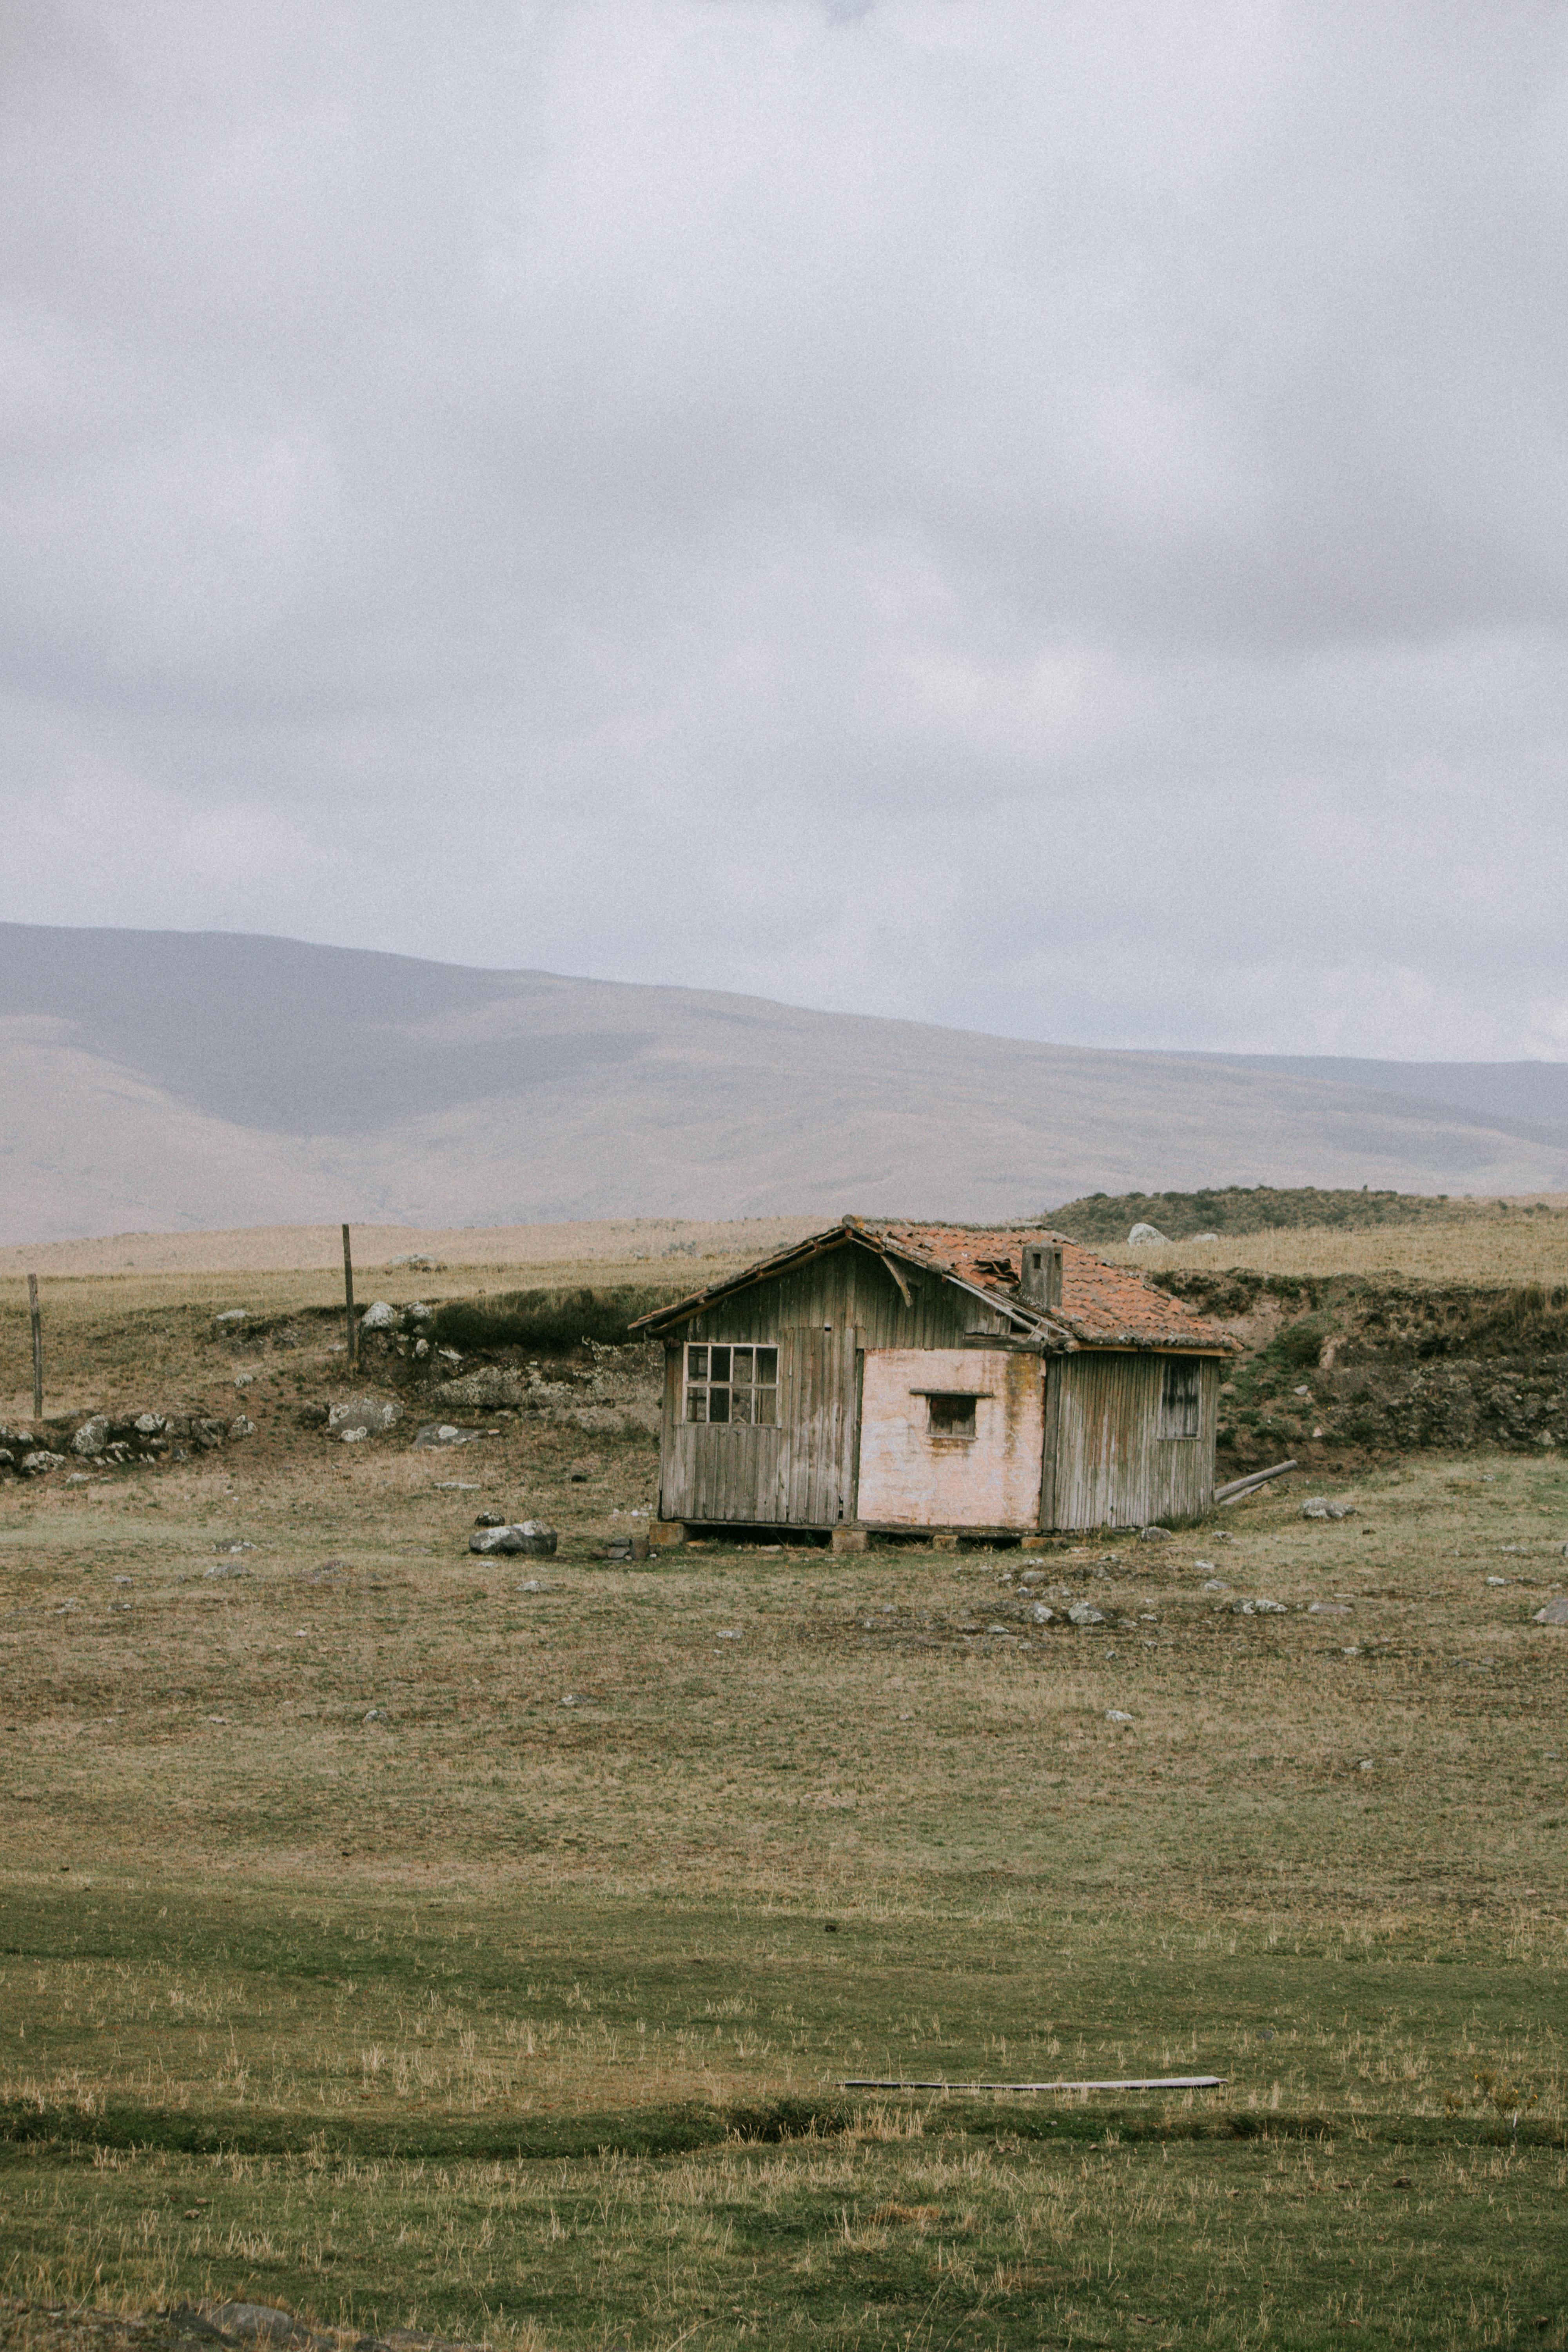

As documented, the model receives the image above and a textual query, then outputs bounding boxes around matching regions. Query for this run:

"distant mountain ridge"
[2,922,1566,1245]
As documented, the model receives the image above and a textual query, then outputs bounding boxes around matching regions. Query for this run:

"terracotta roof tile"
[855,1220,1234,1350]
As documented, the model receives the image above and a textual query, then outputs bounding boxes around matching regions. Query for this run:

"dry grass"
[1105,1207,1568,1287]
[0,1218,820,1282]
[1,1241,1566,2345]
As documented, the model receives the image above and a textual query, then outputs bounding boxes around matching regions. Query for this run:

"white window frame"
[683,1341,780,1427]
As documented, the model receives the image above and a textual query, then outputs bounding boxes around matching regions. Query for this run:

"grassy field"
[1,1234,1566,2349]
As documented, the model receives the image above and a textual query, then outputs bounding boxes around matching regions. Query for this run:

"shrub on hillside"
[430,1286,681,1356]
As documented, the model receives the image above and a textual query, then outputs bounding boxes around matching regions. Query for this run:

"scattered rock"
[71,1416,110,1457]
[1234,1597,1287,1615]
[203,2306,327,2349]
[474,1511,506,1528]
[432,1367,526,1410]
[1138,1524,1172,1541]
[1193,1559,1217,1572]
[1532,1595,1568,1625]
[233,1371,254,1389]
[1203,1577,1230,1592]
[1067,1601,1105,1626]
[1127,1222,1167,1244]
[204,1562,250,1579]
[359,1301,397,1330]
[1030,1601,1054,1623]
[412,1423,485,1449]
[296,1402,330,1429]
[229,1415,255,1439]
[1192,1231,1220,1241]
[1301,1497,1354,1520]
[327,1396,400,1441]
[1309,1601,1350,1616]
[1105,1709,1134,1724]
[20,1450,65,1475]
[1486,1574,1508,1586]
[469,1520,557,1556]
[213,1308,249,1328]
[363,1708,387,1723]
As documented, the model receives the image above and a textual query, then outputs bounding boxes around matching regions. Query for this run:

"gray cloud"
[2,0,1566,1060]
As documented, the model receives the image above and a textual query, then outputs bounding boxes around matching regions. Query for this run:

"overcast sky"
[4,1,1566,1060]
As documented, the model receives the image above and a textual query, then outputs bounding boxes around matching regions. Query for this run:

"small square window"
[1158,1358,1201,1439]
[710,1346,731,1383]
[708,1384,731,1423]
[687,1346,708,1380]
[685,1387,708,1423]
[733,1346,753,1379]
[730,1386,753,1424]
[928,1393,977,1437]
[755,1346,778,1384]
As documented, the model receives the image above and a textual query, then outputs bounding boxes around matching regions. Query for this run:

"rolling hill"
[2,922,1566,1245]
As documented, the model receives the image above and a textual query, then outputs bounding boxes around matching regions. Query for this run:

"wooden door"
[779,1325,860,1526]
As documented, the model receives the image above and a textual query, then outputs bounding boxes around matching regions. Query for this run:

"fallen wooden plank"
[1214,1459,1297,1505]
[840,2075,1228,2094]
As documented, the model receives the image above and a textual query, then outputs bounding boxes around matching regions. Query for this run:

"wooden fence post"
[28,1273,43,1420]
[342,1224,358,1371]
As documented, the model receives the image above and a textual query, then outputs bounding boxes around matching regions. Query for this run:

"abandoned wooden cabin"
[630,1217,1238,1541]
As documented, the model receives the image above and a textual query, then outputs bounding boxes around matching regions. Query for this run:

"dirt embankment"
[1154,1269,1568,1469]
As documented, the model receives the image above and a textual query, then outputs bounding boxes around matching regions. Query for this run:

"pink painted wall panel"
[856,1348,1044,1529]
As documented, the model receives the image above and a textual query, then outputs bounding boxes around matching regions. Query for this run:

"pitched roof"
[630,1217,1236,1352]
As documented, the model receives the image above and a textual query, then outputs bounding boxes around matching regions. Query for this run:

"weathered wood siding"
[1047,1352,1218,1530]
[857,1348,1044,1529]
[677,1240,1004,1350]
[659,1239,1009,1527]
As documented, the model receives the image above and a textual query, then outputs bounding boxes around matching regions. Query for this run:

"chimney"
[1019,1241,1063,1311]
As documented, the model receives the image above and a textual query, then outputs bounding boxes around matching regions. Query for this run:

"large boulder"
[469,1521,557,1556]
[1127,1222,1167,1245]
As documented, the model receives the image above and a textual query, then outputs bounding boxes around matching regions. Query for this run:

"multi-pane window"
[684,1343,779,1425]
[1157,1357,1201,1438]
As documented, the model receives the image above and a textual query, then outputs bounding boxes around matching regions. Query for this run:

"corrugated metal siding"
[1047,1354,1218,1530]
